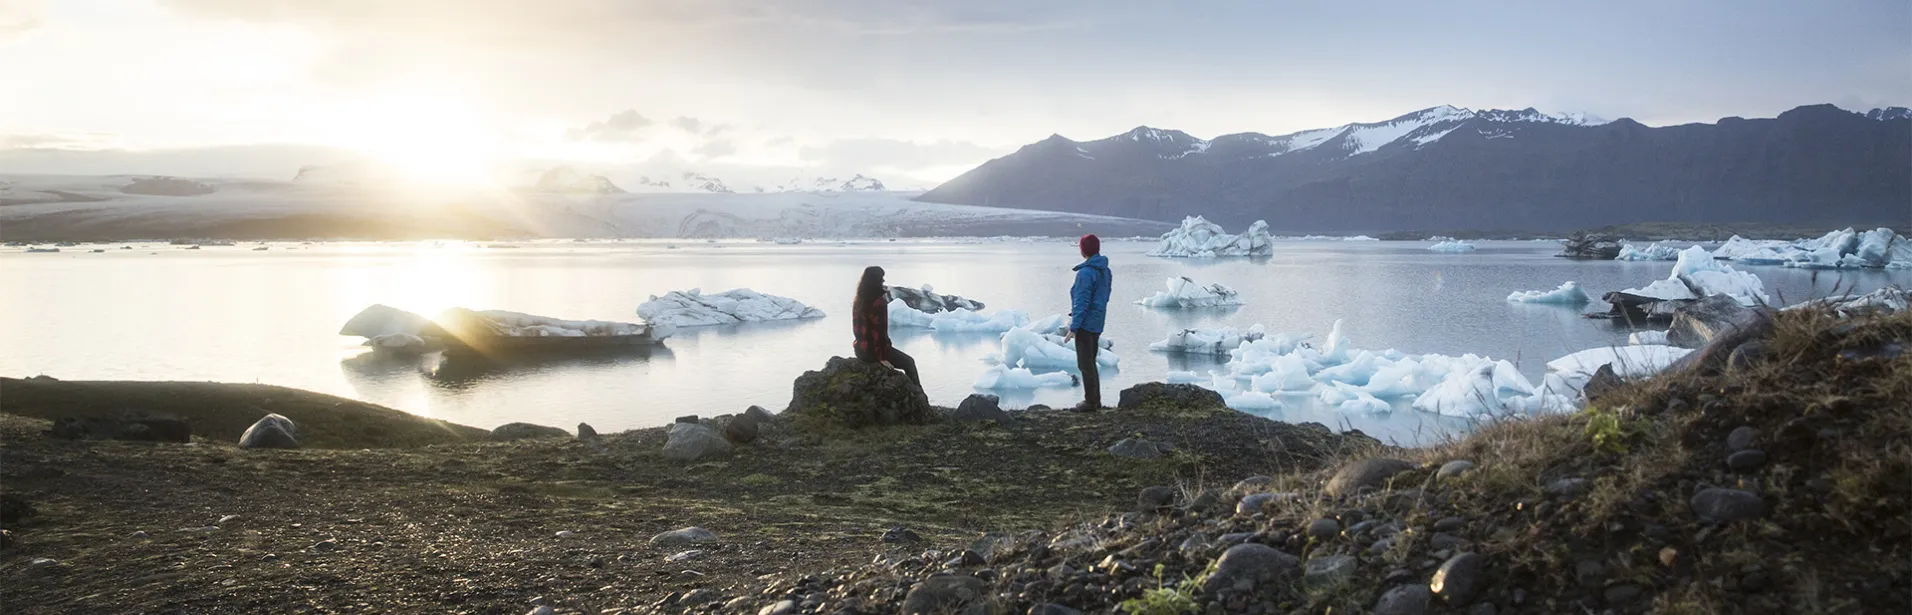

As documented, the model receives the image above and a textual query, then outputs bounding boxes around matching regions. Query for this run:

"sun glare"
[335,93,500,189]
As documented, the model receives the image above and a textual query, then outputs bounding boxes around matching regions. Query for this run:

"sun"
[334,93,500,189]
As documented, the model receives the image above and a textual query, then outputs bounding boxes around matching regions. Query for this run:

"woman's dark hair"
[855,266,887,307]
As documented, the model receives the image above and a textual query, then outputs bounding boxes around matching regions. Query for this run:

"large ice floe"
[1171,319,1584,417]
[1149,326,1266,355]
[1427,241,1477,253]
[1713,228,1912,270]
[974,314,1118,389]
[884,284,1029,333]
[1615,246,1770,307]
[1134,277,1245,308]
[636,288,825,327]
[339,304,672,355]
[1506,281,1591,305]
[1614,241,1684,261]
[1145,216,1273,258]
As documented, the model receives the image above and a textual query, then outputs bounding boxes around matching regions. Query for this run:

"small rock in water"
[238,413,299,449]
[1373,584,1433,615]
[1726,449,1767,472]
[1690,488,1765,523]
[1726,426,1758,451]
[1430,552,1486,604]
[650,527,717,546]
[1107,438,1161,459]
[1436,460,1476,481]
[1137,486,1177,511]
[576,422,599,442]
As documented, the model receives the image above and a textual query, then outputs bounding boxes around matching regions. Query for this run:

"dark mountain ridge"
[917,104,1912,233]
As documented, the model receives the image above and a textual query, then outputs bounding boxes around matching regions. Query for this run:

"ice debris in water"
[889,300,1029,333]
[974,315,1117,388]
[1614,241,1684,261]
[1427,240,1477,253]
[1617,246,1770,307]
[1134,276,1246,308]
[974,365,1077,389]
[1506,281,1591,305]
[636,288,825,327]
[1146,216,1273,258]
[1149,325,1265,355]
[1628,330,1670,345]
[1713,228,1912,270]
[1165,371,1205,384]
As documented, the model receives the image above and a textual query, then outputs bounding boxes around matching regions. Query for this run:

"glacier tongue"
[636,288,826,327]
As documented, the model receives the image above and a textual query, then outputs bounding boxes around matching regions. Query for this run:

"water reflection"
[425,345,675,387]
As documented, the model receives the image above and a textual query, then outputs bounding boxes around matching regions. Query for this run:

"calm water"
[4,240,1905,445]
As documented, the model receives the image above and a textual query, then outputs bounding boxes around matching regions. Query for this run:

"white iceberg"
[637,288,825,327]
[1223,391,1282,410]
[339,304,433,338]
[451,309,657,337]
[1410,360,1535,417]
[1546,345,1693,383]
[1627,330,1670,345]
[974,365,1077,389]
[991,321,1118,371]
[1618,246,1770,307]
[889,299,1029,333]
[1506,281,1592,305]
[1614,241,1683,261]
[1712,235,1792,261]
[1148,325,1265,355]
[1717,228,1912,270]
[1427,241,1477,253]
[1146,216,1273,258]
[1134,276,1245,308]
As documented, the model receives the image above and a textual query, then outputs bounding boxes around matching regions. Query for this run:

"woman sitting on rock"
[853,266,921,388]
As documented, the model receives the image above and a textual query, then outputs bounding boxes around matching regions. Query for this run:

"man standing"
[1064,234,1112,412]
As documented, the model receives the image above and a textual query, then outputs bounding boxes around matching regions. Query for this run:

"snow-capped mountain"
[768,174,888,193]
[917,103,1911,233]
[678,172,733,194]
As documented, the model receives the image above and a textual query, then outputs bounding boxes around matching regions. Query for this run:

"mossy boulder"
[1116,382,1226,411]
[785,357,933,429]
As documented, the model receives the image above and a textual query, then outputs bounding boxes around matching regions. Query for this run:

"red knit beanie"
[1079,234,1100,257]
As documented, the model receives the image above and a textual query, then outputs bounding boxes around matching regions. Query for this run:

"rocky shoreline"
[2,307,1908,614]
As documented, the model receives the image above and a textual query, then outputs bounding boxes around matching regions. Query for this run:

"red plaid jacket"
[852,295,890,361]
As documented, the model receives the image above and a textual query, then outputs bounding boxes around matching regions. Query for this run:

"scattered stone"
[1230,475,1275,495]
[1137,486,1176,511]
[1307,518,1340,540]
[1659,546,1680,567]
[1582,363,1624,402]
[1436,460,1476,481]
[1199,543,1300,595]
[1107,438,1161,459]
[1432,516,1465,532]
[238,413,299,449]
[901,574,988,614]
[554,530,575,538]
[1726,449,1768,472]
[949,394,1011,425]
[1690,488,1765,523]
[650,527,716,546]
[785,357,935,428]
[1237,493,1284,515]
[1430,533,1471,550]
[723,415,760,445]
[663,422,734,461]
[743,405,776,425]
[1186,489,1220,513]
[1727,426,1758,451]
[1373,584,1433,615]
[1604,583,1643,605]
[758,600,796,615]
[1326,458,1415,496]
[576,422,599,442]
[881,527,924,544]
[1116,382,1226,410]
[665,550,703,562]
[1727,340,1765,370]
[26,557,64,575]
[1304,554,1358,588]
[525,607,555,615]
[310,539,338,553]
[1545,478,1589,497]
[490,422,569,442]
[1177,534,1211,557]
[1430,552,1486,604]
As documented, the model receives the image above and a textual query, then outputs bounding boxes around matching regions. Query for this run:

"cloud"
[0,0,39,37]
[565,109,654,143]
[799,138,1003,170]
[670,116,703,133]
[690,138,737,159]
[3,133,122,150]
[763,136,795,147]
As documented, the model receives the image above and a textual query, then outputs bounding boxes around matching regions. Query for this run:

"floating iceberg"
[1149,325,1266,355]
[1614,241,1683,261]
[1785,288,1911,316]
[889,300,1029,333]
[1628,330,1670,345]
[1616,246,1770,307]
[339,304,671,357]
[339,304,433,338]
[1427,241,1477,253]
[637,288,825,327]
[1135,276,1245,308]
[994,327,1118,370]
[887,284,984,313]
[1146,216,1273,258]
[1506,281,1592,304]
[1546,345,1693,383]
[1715,228,1912,270]
[1223,391,1282,410]
[974,365,1077,389]
[1711,235,1792,261]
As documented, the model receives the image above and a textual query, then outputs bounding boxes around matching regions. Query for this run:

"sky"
[2,0,1908,187]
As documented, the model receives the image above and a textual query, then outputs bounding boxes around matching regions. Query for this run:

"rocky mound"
[785,357,934,429]
[663,308,1910,614]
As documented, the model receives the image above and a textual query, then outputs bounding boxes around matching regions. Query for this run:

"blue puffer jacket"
[1069,254,1113,333]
